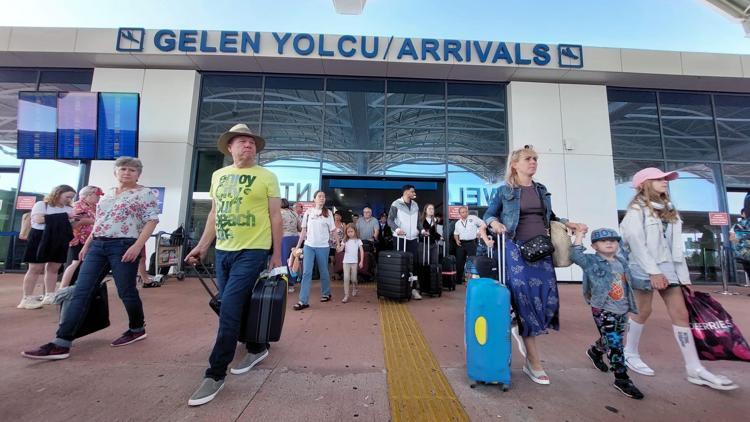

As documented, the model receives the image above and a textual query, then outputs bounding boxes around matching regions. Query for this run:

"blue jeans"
[299,245,331,305]
[54,238,143,348]
[206,249,268,381]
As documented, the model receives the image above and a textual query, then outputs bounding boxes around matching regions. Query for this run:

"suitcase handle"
[396,235,407,252]
[496,232,506,286]
[192,262,219,296]
[422,234,430,262]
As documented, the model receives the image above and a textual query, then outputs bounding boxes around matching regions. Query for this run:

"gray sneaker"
[230,349,269,375]
[188,378,225,406]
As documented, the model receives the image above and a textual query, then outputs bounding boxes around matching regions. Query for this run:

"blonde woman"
[483,145,587,385]
[19,185,76,309]
[620,168,737,390]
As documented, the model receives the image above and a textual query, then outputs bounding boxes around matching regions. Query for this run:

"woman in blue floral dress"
[484,146,587,385]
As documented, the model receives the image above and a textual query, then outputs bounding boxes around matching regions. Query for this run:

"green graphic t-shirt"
[210,165,280,251]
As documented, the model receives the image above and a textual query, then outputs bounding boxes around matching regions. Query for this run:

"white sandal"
[522,361,550,385]
[687,368,738,391]
[625,354,655,376]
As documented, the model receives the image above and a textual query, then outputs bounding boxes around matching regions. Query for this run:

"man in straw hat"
[185,123,282,406]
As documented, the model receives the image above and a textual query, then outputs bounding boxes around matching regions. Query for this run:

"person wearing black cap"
[571,228,643,399]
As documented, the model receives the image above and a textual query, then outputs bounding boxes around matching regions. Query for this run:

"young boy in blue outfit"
[571,228,644,400]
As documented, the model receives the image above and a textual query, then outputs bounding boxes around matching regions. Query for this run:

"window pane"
[19,160,80,196]
[38,70,93,92]
[659,92,719,160]
[714,94,750,162]
[613,159,665,209]
[384,153,445,176]
[0,79,38,147]
[322,151,383,176]
[262,77,324,151]
[665,162,721,212]
[723,164,750,188]
[193,150,229,192]
[258,150,320,202]
[0,171,19,267]
[448,155,505,207]
[665,162,723,283]
[608,89,662,159]
[197,75,263,148]
[447,83,506,154]
[0,145,22,167]
[386,80,445,153]
[324,79,385,150]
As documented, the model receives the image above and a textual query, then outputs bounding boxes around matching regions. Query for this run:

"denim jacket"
[571,245,638,314]
[483,182,566,239]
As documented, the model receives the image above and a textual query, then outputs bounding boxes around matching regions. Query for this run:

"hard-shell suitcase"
[242,270,288,343]
[465,250,499,282]
[419,235,442,297]
[441,248,457,291]
[377,236,412,300]
[465,233,512,390]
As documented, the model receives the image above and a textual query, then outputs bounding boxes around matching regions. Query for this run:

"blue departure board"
[57,92,98,160]
[96,93,139,160]
[17,92,58,159]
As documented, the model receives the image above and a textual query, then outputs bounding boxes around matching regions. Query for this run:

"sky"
[1,0,749,54]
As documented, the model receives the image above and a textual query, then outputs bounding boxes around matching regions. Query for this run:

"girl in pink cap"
[620,167,737,391]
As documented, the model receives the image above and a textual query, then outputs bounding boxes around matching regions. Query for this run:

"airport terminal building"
[0,26,749,282]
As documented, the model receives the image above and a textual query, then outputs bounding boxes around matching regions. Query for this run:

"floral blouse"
[92,186,160,239]
[69,200,96,246]
[281,208,299,237]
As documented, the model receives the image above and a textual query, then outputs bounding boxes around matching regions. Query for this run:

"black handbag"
[73,282,111,339]
[518,234,555,262]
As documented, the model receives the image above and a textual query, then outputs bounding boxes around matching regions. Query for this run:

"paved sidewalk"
[0,273,748,421]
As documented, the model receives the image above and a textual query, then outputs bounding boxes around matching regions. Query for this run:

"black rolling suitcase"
[242,270,288,343]
[466,245,499,281]
[419,236,442,297]
[194,263,288,343]
[377,236,412,300]
[441,246,457,291]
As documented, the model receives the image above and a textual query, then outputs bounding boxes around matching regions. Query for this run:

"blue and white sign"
[150,186,165,214]
[17,92,58,159]
[115,28,584,69]
[96,92,139,160]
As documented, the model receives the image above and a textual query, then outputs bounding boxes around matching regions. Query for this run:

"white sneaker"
[21,296,43,310]
[411,289,422,300]
[625,353,655,376]
[41,293,55,305]
[352,288,358,297]
[288,286,295,293]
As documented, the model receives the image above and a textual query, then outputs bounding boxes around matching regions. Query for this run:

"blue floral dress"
[505,238,560,337]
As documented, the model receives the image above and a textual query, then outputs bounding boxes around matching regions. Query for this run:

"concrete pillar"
[88,68,201,258]
[506,81,618,281]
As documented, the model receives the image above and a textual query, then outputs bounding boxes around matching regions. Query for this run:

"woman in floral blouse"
[59,185,104,288]
[23,157,160,360]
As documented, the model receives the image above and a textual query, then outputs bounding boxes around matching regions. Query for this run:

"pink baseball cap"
[632,167,678,188]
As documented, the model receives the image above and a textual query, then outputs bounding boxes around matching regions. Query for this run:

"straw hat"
[217,123,266,155]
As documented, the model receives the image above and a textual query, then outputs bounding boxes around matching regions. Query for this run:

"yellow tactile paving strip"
[379,299,470,422]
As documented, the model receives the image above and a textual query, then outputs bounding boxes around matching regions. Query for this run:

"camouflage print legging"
[591,307,628,377]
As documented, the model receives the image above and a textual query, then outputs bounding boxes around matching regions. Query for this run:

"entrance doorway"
[322,175,446,227]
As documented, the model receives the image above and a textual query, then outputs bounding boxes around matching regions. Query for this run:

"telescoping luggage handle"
[497,232,506,286]
[396,234,407,252]
[192,262,219,296]
[422,234,431,263]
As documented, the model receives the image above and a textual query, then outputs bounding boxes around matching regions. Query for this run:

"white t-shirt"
[343,239,363,264]
[302,208,335,248]
[454,215,483,241]
[30,201,72,230]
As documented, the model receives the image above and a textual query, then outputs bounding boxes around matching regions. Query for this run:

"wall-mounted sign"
[709,212,730,226]
[150,186,165,214]
[17,92,58,159]
[16,196,37,210]
[115,28,584,69]
[97,92,139,160]
[448,205,463,220]
[57,92,97,160]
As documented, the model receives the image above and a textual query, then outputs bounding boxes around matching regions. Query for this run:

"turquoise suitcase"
[465,234,512,390]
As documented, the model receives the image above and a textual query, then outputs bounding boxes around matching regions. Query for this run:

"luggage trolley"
[151,230,186,283]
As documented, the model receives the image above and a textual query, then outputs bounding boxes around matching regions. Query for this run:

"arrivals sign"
[116,28,584,69]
